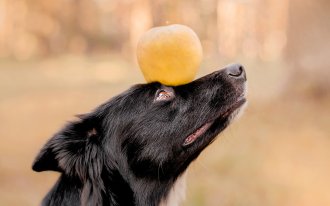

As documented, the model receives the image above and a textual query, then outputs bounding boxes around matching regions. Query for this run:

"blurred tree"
[217,0,288,60]
[130,0,153,59]
[4,0,329,72]
[286,0,330,98]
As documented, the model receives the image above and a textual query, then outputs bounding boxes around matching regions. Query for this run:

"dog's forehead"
[160,85,174,92]
[127,82,175,97]
[124,81,208,104]
[132,82,160,92]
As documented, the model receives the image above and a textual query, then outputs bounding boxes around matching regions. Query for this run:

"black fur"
[33,64,247,206]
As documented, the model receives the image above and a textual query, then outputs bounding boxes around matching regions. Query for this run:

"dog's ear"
[32,115,103,175]
[32,138,62,172]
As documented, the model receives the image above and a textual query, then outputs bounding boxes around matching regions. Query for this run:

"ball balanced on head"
[137,24,203,86]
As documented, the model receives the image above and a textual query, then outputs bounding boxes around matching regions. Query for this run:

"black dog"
[32,64,247,206]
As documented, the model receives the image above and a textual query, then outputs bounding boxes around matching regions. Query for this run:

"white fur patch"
[229,83,248,122]
[229,101,247,123]
[159,172,187,206]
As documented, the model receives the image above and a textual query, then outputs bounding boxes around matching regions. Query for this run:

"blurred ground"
[0,56,329,206]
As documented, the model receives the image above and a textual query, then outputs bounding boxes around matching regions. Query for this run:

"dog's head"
[33,63,247,184]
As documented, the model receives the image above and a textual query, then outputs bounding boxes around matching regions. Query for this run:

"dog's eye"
[155,90,173,101]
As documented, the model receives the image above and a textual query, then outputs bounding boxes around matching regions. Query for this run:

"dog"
[32,63,247,206]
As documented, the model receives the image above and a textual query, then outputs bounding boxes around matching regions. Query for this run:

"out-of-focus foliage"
[1,0,329,94]
[0,0,289,61]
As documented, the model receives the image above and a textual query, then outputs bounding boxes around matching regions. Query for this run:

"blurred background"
[0,0,329,205]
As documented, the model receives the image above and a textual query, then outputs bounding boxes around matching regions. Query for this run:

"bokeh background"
[1,0,330,205]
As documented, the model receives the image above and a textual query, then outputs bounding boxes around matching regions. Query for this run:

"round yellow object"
[137,24,203,86]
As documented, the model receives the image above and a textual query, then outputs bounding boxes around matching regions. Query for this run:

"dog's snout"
[226,64,246,80]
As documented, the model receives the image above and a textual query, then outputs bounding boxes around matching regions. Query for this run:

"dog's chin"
[227,99,247,123]
[182,98,247,148]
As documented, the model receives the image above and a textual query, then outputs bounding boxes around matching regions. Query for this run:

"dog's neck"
[126,172,187,206]
[101,169,187,206]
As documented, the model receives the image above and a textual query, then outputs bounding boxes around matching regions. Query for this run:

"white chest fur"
[159,172,187,206]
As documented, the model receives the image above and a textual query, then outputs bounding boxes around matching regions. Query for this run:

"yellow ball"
[137,24,203,86]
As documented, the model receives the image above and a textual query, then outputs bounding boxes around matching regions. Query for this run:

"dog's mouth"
[182,98,246,147]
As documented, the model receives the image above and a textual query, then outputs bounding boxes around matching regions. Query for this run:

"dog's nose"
[226,64,246,80]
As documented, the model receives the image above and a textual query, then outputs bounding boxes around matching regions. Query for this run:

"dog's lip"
[182,122,212,146]
[221,97,246,117]
[182,98,246,147]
